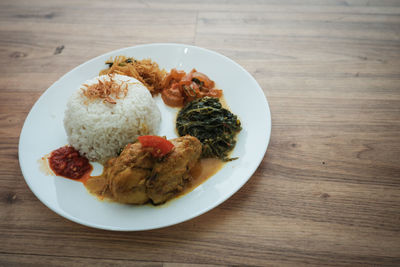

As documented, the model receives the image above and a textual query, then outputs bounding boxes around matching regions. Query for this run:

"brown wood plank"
[0,253,164,267]
[0,0,399,266]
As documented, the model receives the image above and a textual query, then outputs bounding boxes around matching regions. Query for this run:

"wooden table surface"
[1,0,400,266]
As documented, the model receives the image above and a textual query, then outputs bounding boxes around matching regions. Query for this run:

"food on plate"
[85,135,202,205]
[100,56,166,95]
[176,97,241,161]
[161,68,222,107]
[43,55,243,206]
[100,56,223,107]
[48,145,92,180]
[64,74,161,162]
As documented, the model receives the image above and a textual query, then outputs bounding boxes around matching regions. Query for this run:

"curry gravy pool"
[183,158,223,195]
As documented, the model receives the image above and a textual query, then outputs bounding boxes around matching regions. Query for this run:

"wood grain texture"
[1,0,400,266]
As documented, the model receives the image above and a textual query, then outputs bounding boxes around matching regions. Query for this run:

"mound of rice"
[64,74,161,162]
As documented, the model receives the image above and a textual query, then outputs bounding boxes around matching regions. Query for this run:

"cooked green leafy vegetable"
[176,97,241,161]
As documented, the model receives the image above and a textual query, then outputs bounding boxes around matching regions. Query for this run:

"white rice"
[64,74,161,162]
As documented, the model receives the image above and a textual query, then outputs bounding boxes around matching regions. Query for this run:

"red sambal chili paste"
[48,145,92,180]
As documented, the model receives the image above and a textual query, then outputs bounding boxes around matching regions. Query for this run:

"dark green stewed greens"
[176,97,241,161]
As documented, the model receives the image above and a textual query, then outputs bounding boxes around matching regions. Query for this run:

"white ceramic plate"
[19,43,271,231]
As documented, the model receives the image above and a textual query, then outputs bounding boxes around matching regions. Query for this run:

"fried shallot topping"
[81,74,128,104]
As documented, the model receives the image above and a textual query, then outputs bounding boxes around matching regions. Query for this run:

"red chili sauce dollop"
[48,146,92,180]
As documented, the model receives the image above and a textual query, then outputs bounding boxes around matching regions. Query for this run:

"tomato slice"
[138,135,174,158]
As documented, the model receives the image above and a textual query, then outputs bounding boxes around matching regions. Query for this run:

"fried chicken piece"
[86,143,154,204]
[146,135,202,204]
[85,136,201,205]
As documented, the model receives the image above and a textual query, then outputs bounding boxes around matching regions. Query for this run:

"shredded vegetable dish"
[100,56,166,95]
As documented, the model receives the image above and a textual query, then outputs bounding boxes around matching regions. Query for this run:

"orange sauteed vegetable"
[161,68,222,107]
[138,135,175,158]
